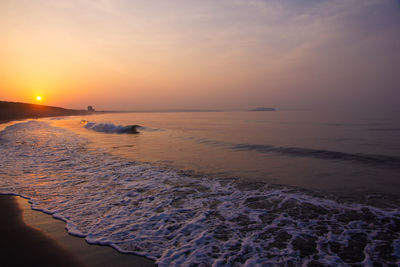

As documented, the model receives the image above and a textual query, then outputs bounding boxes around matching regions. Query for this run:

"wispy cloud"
[1,0,399,110]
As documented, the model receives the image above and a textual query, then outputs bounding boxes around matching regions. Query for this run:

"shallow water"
[0,111,399,266]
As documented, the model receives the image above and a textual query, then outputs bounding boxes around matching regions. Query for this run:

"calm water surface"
[55,110,400,197]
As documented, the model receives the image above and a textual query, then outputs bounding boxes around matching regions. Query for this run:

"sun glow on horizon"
[0,0,399,111]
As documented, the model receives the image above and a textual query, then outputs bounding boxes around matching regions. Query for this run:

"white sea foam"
[0,121,399,266]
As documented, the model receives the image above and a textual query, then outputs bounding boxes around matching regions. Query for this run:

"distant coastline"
[248,107,276,111]
[117,109,222,113]
[0,101,100,124]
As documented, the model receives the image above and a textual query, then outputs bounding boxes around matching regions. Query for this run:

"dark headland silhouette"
[0,101,99,123]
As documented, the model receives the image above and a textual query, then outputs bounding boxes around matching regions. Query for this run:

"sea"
[0,110,399,266]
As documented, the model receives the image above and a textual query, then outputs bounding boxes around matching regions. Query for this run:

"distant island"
[248,107,276,111]
[0,101,98,123]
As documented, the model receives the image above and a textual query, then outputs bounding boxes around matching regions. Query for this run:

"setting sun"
[1,1,400,265]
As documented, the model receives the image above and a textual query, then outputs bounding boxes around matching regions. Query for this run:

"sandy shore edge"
[0,195,155,267]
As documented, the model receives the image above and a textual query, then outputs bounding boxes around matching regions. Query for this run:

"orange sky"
[1,0,399,111]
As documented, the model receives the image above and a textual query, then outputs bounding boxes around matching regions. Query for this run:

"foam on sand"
[0,121,399,266]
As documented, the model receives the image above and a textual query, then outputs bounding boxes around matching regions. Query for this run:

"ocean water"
[0,111,399,266]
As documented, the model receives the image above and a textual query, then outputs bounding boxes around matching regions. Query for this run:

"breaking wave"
[81,120,140,134]
[81,120,161,134]
[0,121,399,266]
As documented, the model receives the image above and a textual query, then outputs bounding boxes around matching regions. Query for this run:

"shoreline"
[0,194,155,267]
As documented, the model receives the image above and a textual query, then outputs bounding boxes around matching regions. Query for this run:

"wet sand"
[0,195,155,267]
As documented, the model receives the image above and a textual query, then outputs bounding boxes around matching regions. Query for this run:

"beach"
[1,111,399,265]
[0,104,154,267]
[1,0,399,265]
[0,195,155,267]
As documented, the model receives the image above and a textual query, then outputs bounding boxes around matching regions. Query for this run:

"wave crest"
[81,120,140,134]
[194,138,400,167]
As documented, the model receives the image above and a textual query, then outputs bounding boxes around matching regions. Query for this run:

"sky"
[1,0,399,111]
